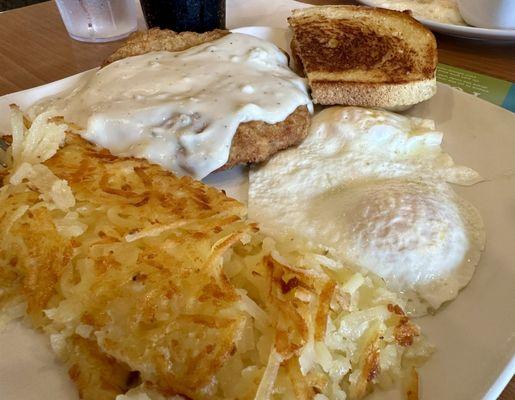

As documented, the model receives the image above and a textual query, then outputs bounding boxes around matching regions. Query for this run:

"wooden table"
[0,1,121,95]
[0,1,513,399]
[0,0,514,97]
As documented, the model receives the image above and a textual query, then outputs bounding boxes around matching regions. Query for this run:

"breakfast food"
[29,29,312,179]
[362,0,466,25]
[0,108,430,399]
[249,107,485,316]
[288,6,438,110]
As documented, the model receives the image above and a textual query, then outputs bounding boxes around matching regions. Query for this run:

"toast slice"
[103,29,311,171]
[288,6,437,110]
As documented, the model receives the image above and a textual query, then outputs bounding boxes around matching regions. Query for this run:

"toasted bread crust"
[103,29,310,170]
[289,5,437,108]
[311,79,436,109]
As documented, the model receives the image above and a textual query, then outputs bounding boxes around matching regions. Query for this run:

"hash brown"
[1,117,253,399]
[0,111,429,400]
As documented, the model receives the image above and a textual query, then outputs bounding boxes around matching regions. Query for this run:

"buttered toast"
[288,6,437,110]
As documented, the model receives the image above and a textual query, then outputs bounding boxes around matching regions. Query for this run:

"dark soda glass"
[140,0,226,32]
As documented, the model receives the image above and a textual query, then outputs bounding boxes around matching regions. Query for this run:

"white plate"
[0,26,514,400]
[357,0,515,41]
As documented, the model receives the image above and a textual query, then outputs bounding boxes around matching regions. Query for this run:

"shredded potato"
[0,108,431,400]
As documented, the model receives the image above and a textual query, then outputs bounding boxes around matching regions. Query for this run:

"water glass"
[56,0,138,43]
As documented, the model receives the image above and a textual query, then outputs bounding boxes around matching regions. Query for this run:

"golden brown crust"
[221,105,310,170]
[1,130,252,399]
[102,29,311,170]
[102,28,229,66]
[289,5,437,108]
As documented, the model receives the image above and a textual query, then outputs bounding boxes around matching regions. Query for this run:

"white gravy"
[30,33,312,179]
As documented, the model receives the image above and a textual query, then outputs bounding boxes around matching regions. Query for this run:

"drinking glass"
[56,0,138,43]
[140,0,226,32]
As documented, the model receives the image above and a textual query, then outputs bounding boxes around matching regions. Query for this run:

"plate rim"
[356,0,515,41]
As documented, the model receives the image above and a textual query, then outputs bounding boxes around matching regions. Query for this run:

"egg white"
[249,107,485,316]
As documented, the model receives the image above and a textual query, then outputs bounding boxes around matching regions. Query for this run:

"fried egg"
[249,107,485,316]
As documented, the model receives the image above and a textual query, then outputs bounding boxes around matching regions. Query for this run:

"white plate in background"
[357,0,515,41]
[0,26,514,400]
